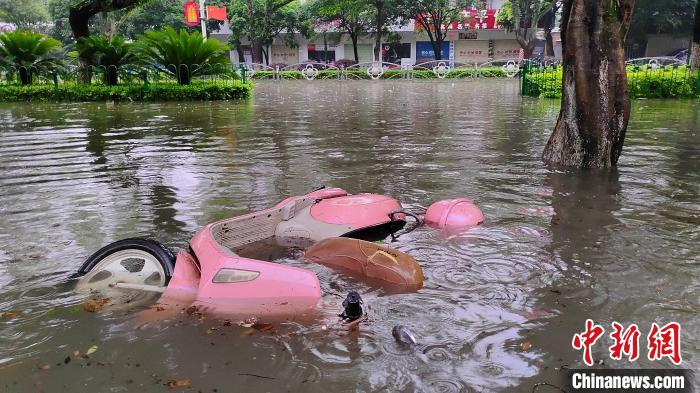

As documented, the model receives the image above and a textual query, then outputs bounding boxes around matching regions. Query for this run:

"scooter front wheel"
[75,238,175,295]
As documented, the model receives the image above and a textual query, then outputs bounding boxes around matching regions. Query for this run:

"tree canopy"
[227,0,312,64]
[496,0,555,58]
[629,0,696,40]
[0,0,50,28]
[307,0,373,62]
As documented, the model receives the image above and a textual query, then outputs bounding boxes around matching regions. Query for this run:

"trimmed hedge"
[0,81,252,101]
[523,66,699,99]
[251,67,508,80]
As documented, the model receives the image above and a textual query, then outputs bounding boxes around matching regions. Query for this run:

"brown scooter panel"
[304,238,424,290]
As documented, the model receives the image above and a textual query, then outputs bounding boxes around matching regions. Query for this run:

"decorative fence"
[521,57,700,99]
[0,63,250,87]
[242,58,525,81]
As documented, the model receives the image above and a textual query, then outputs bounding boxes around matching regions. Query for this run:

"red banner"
[414,9,501,31]
[184,1,200,26]
[207,6,227,21]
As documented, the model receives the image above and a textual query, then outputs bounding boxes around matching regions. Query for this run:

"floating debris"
[392,325,417,346]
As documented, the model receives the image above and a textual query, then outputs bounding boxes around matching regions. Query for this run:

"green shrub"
[76,35,136,86]
[0,81,252,102]
[0,30,63,85]
[523,66,698,99]
[133,27,230,85]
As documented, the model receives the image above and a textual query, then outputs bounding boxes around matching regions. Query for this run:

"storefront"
[416,41,450,64]
[270,45,299,65]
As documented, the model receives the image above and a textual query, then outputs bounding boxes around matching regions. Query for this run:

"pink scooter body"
[158,188,483,317]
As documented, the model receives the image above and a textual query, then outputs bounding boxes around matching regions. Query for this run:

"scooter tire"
[76,238,175,280]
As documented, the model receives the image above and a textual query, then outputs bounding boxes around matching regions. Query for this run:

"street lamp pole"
[199,0,207,39]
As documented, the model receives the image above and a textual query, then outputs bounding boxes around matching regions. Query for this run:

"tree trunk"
[106,66,118,86]
[373,2,384,62]
[351,34,359,63]
[545,30,554,57]
[234,41,245,63]
[19,67,32,85]
[262,46,269,65]
[542,0,635,168]
[691,0,700,71]
[69,0,140,83]
[516,36,535,59]
[543,9,556,57]
[251,40,264,64]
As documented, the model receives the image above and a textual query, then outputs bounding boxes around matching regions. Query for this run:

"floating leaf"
[519,341,532,351]
[83,298,110,312]
[238,317,257,328]
[0,311,18,319]
[166,379,191,389]
[252,323,274,332]
[86,345,98,356]
[240,328,256,337]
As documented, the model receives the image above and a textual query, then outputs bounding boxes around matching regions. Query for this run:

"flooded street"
[0,80,698,392]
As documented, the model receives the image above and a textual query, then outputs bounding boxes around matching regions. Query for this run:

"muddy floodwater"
[0,80,698,392]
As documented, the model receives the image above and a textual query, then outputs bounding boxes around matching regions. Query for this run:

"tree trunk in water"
[691,0,700,71]
[542,0,635,168]
[69,0,140,83]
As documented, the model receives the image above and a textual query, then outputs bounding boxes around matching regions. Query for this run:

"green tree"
[496,0,554,58]
[405,0,474,61]
[307,0,372,63]
[0,0,50,28]
[119,0,223,39]
[48,0,131,43]
[227,0,311,64]
[628,0,696,41]
[366,0,404,62]
[0,30,63,85]
[77,35,136,84]
[68,0,146,39]
[133,27,230,84]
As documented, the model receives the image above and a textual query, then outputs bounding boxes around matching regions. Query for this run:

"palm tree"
[133,27,230,85]
[77,35,137,85]
[0,30,63,85]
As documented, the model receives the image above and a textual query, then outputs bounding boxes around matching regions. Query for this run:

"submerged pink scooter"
[74,187,483,318]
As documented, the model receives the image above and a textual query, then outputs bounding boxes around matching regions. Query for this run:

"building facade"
[215,0,538,67]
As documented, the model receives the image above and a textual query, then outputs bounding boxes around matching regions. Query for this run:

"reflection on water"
[0,80,698,392]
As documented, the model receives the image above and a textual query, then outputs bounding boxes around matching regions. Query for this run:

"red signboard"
[184,1,200,26]
[414,9,501,31]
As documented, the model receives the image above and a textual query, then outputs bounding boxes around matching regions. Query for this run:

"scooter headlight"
[212,269,260,283]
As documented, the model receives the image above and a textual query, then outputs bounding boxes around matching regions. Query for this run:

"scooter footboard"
[196,257,322,313]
